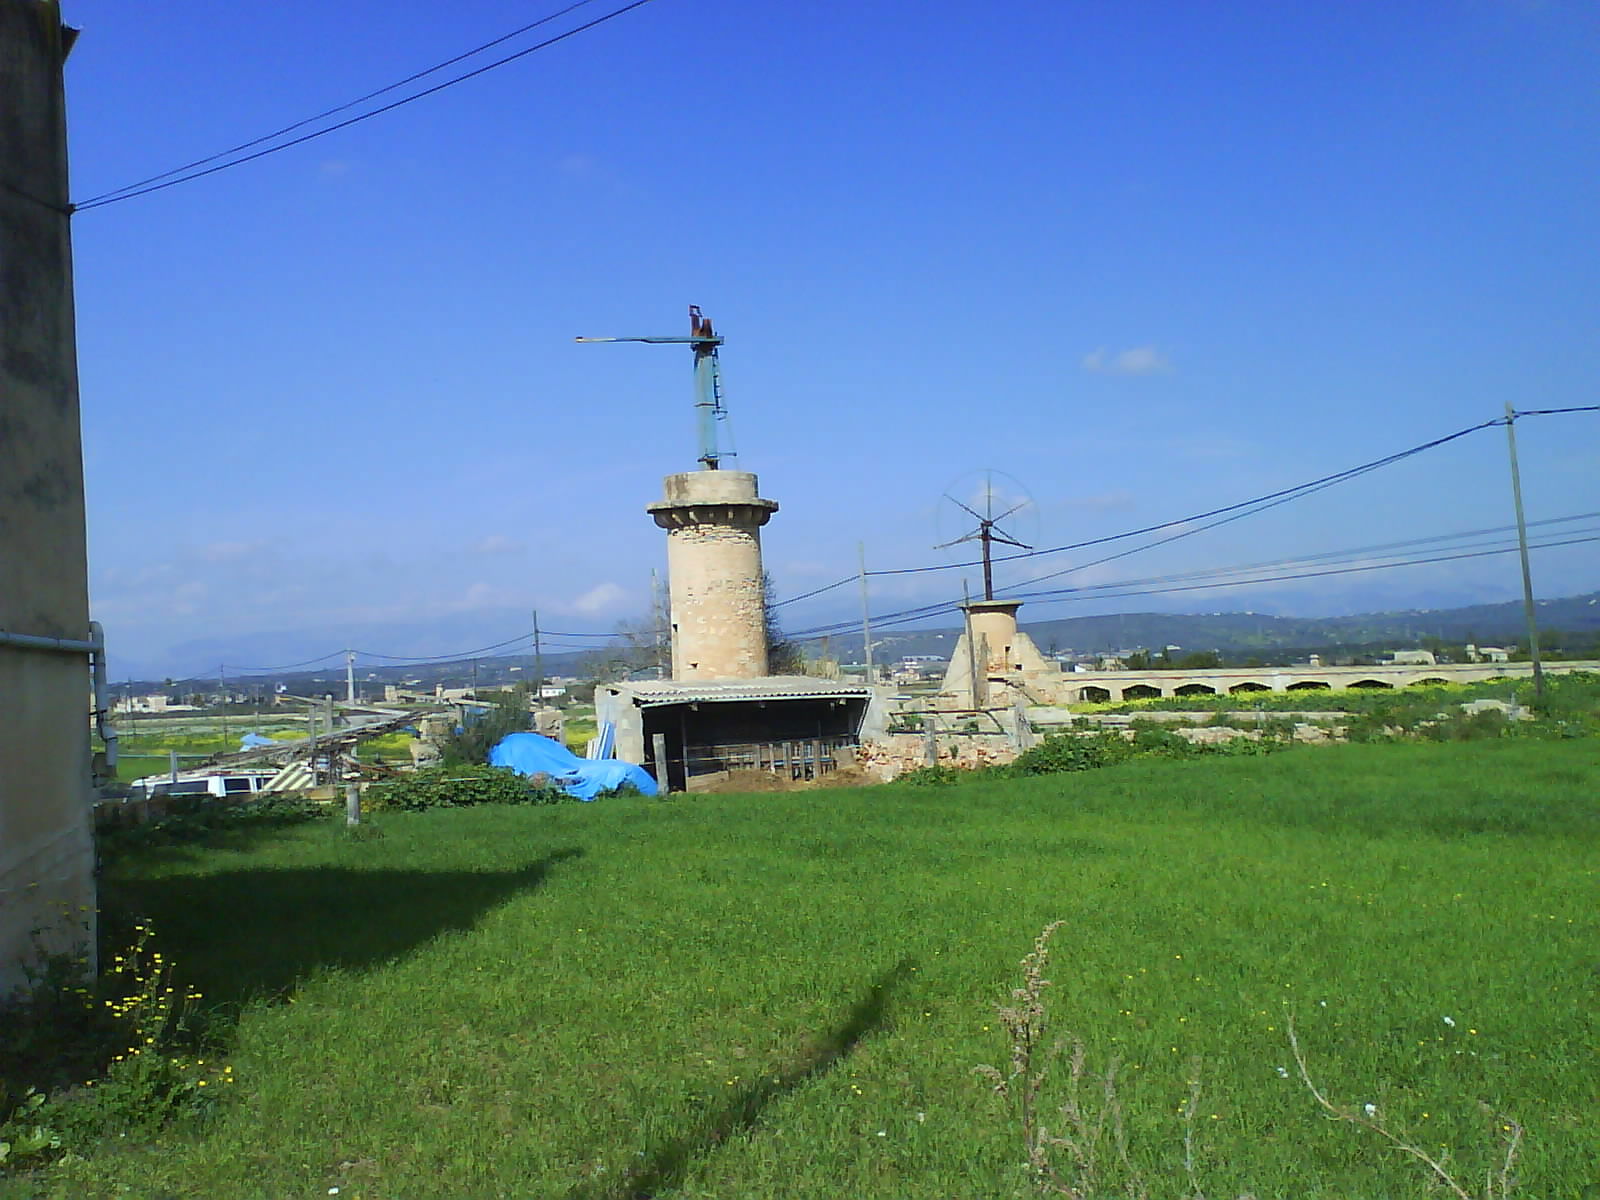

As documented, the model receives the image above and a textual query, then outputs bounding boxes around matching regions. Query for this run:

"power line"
[74,1,604,208]
[782,519,1600,640]
[1007,532,1600,616]
[864,418,1505,579]
[0,177,70,216]
[777,421,1513,633]
[352,632,535,663]
[769,574,858,609]
[227,649,347,672]
[780,407,1591,602]
[1512,405,1600,417]
[72,0,659,212]
[1007,513,1600,602]
[824,530,1597,639]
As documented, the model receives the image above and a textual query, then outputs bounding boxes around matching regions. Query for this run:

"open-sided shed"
[596,677,885,791]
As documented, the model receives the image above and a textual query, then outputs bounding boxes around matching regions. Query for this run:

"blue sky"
[57,0,1599,678]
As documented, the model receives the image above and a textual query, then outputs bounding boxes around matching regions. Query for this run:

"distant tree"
[1124,650,1152,670]
[1176,650,1221,670]
[586,611,670,682]
[442,689,531,765]
[763,571,806,675]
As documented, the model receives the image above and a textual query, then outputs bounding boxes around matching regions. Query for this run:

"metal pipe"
[0,628,98,653]
[0,623,119,772]
[89,621,118,772]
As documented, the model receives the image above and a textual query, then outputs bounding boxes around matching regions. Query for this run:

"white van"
[127,770,279,803]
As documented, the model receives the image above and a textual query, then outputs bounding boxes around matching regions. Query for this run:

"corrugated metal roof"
[605,676,872,707]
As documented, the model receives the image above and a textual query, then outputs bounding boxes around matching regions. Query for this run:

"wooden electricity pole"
[1504,404,1545,704]
[858,542,873,685]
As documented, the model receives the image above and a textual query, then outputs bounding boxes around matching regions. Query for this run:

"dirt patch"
[689,767,880,794]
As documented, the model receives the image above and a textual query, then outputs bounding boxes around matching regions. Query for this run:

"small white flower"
[1443,1015,1456,1027]
[915,1111,926,1123]
[1363,1103,1378,1118]
[1276,1066,1289,1078]
[876,1130,887,1137]
[1319,1000,1327,1008]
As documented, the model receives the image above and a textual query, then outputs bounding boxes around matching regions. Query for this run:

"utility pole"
[858,542,873,686]
[936,483,1030,601]
[345,650,356,705]
[963,578,981,710]
[1504,403,1545,705]
[218,662,228,750]
[533,610,543,705]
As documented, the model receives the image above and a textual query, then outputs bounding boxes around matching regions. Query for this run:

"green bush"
[0,923,225,1173]
[365,764,567,812]
[1008,731,1134,775]
[1128,722,1196,758]
[441,690,532,766]
[895,764,971,787]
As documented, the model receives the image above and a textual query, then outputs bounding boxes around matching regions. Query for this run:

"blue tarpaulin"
[238,732,276,749]
[488,732,658,801]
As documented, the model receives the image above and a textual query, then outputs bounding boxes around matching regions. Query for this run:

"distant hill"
[805,590,1600,661]
[120,591,1599,692]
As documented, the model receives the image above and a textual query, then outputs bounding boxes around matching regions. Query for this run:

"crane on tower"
[576,305,734,469]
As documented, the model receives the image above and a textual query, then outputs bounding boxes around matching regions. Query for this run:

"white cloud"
[1081,345,1172,375]
[556,153,599,178]
[572,581,626,615]
[1060,489,1137,513]
[469,534,525,556]
[198,539,265,563]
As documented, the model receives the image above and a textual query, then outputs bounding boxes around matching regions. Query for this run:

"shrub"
[1008,731,1134,775]
[441,690,532,765]
[1128,723,1196,758]
[0,922,227,1173]
[365,764,568,812]
[896,764,974,787]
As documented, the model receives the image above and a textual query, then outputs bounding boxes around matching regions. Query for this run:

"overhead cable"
[351,632,534,663]
[72,0,658,212]
[226,649,347,672]
[863,417,1505,579]
[1008,532,1600,615]
[769,574,858,609]
[782,520,1600,640]
[1512,405,1600,417]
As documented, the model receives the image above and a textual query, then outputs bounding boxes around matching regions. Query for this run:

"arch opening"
[1286,680,1331,691]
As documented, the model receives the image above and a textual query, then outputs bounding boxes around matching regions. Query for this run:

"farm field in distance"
[14,739,1599,1198]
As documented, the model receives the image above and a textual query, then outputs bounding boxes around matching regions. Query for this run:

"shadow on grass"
[575,959,914,1200]
[98,849,583,1013]
[96,804,328,867]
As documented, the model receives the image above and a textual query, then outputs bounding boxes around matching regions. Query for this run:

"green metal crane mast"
[576,305,733,469]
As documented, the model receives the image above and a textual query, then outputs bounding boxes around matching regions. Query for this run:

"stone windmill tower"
[580,306,777,680]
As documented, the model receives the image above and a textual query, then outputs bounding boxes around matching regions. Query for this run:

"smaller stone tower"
[648,470,778,680]
[940,599,1055,704]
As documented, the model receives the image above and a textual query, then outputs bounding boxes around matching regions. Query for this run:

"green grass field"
[19,740,1600,1198]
